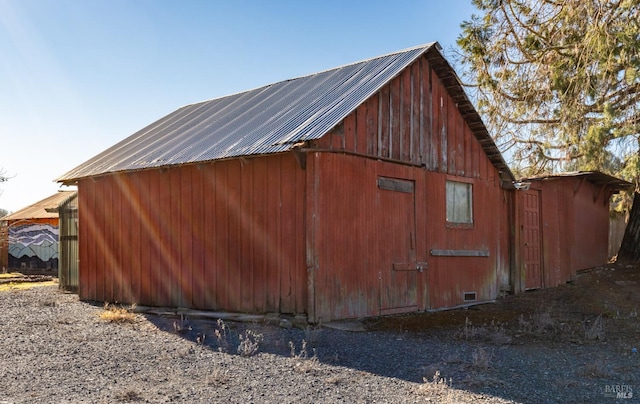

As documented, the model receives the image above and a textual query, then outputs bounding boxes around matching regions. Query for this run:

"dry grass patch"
[471,347,493,370]
[458,317,512,345]
[583,314,606,340]
[208,368,232,387]
[0,280,57,292]
[418,370,453,399]
[581,359,611,378]
[99,303,137,323]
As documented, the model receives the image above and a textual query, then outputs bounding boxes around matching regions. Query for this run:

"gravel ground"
[0,283,638,403]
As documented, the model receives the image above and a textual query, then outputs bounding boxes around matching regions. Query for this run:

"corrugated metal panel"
[2,191,76,221]
[58,192,78,291]
[0,222,7,269]
[57,44,437,183]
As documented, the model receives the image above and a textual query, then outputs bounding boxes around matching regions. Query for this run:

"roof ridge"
[180,43,438,109]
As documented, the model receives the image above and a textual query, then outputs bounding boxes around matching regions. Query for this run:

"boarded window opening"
[378,177,414,193]
[446,180,473,224]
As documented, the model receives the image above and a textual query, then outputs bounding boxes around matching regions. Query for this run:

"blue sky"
[0,0,479,212]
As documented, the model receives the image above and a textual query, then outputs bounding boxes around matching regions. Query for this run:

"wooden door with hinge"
[522,189,543,289]
[377,177,425,315]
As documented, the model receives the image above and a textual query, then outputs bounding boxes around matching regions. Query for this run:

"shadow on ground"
[141,263,640,402]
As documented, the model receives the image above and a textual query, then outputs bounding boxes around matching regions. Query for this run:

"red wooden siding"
[571,180,611,272]
[77,153,307,314]
[304,54,509,321]
[308,152,508,321]
[314,56,493,182]
[513,177,614,291]
[308,153,424,321]
[521,189,543,289]
[423,172,506,310]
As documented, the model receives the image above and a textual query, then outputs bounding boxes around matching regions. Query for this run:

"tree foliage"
[457,0,640,182]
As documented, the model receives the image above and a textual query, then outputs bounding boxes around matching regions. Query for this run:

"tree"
[457,0,640,179]
[457,0,640,262]
[0,168,9,198]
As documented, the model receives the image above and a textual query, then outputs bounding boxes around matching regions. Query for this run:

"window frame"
[445,179,474,228]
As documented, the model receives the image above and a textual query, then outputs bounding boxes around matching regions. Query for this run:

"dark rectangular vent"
[463,292,477,302]
[377,177,414,193]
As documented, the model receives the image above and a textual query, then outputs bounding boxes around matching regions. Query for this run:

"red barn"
[58,43,627,322]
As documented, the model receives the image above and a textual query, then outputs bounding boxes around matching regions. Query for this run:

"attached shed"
[513,172,632,292]
[1,191,76,272]
[50,192,79,291]
[57,43,517,322]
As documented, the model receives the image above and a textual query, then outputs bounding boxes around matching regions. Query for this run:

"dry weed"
[214,319,232,353]
[99,303,137,323]
[208,368,231,386]
[237,329,263,357]
[459,317,512,344]
[471,347,493,370]
[172,313,191,334]
[324,375,344,385]
[584,314,605,340]
[418,370,452,398]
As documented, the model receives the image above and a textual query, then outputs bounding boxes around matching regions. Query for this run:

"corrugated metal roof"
[2,191,77,221]
[56,43,514,184]
[521,171,633,192]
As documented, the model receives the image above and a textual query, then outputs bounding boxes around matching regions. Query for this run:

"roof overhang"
[520,171,633,193]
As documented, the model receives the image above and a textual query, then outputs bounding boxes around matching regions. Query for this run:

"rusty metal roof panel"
[57,44,437,182]
[2,191,77,221]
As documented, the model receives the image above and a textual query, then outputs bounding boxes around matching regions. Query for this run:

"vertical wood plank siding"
[317,57,489,180]
[305,55,509,320]
[77,153,307,313]
[535,178,609,288]
[308,153,506,321]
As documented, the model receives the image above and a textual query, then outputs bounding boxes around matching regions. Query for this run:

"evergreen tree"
[457,0,640,180]
[458,0,640,261]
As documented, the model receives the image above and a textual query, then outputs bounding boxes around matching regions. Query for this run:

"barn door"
[522,189,543,289]
[377,177,421,315]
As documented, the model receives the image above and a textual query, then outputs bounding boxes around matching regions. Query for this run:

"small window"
[446,181,473,224]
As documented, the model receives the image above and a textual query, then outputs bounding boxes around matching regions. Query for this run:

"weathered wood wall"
[314,55,494,180]
[306,54,509,321]
[515,177,614,291]
[78,153,307,314]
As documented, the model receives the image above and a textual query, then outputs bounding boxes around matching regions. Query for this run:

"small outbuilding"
[512,172,632,292]
[1,191,76,272]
